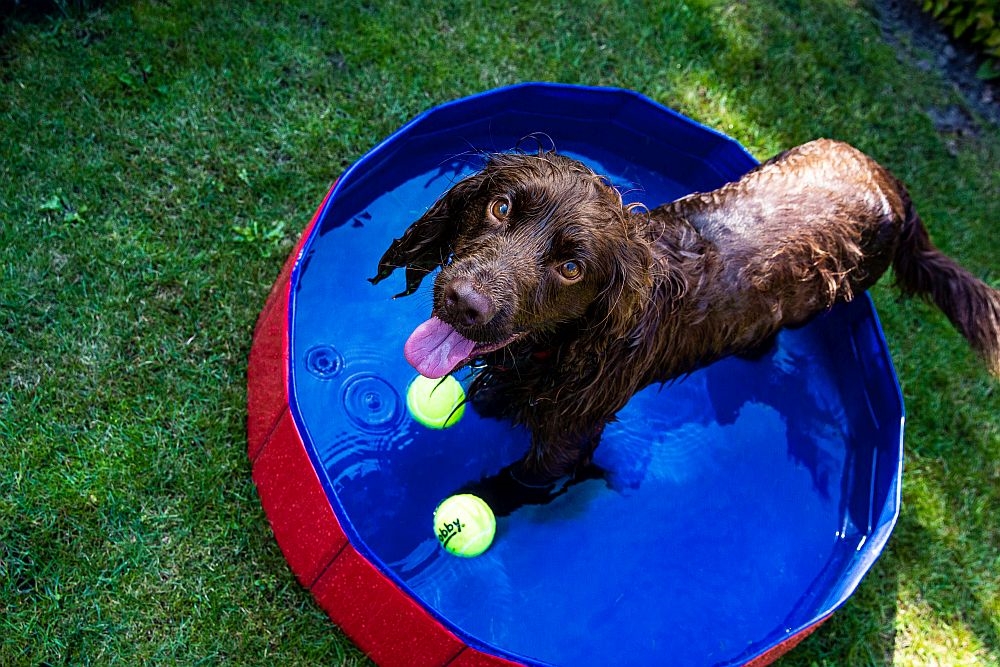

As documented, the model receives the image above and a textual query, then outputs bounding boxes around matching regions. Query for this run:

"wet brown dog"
[371,139,1000,482]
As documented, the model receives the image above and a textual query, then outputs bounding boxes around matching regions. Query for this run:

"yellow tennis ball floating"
[406,375,466,429]
[433,494,496,557]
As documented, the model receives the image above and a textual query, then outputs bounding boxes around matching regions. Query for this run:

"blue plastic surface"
[287,84,904,666]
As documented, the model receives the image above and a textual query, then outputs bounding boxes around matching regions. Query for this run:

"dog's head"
[371,152,652,378]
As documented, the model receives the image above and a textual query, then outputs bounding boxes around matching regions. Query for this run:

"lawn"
[1,1,997,665]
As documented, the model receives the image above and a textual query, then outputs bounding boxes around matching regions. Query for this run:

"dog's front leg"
[518,415,607,484]
[457,423,607,516]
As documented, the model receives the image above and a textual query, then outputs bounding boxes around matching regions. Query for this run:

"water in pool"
[289,156,877,666]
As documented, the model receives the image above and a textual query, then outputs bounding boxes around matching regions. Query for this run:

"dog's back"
[651,139,1000,374]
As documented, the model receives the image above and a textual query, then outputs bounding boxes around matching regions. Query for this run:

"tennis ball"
[433,494,496,557]
[406,375,465,429]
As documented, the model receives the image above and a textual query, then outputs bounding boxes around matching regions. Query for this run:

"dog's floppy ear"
[595,236,654,340]
[589,209,660,341]
[369,173,483,298]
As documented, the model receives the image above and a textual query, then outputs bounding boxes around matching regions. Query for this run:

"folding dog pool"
[247,83,904,667]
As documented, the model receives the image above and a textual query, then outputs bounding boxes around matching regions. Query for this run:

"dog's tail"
[892,200,1000,376]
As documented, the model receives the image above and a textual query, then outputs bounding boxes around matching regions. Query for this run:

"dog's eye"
[558,260,583,281]
[489,197,511,220]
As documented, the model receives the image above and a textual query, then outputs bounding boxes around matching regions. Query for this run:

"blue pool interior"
[286,84,904,667]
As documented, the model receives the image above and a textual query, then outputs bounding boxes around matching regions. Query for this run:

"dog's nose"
[444,278,495,328]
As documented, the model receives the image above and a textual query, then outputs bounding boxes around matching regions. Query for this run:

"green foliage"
[38,191,88,224]
[232,219,291,258]
[921,0,1000,77]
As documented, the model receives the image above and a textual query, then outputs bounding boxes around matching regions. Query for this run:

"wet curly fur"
[372,139,1000,482]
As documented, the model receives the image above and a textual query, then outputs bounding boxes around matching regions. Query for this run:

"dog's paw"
[457,461,605,517]
[467,382,516,420]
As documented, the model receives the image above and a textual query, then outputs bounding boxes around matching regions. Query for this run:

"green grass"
[1,1,997,665]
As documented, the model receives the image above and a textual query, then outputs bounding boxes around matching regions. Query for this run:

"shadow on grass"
[2,0,106,23]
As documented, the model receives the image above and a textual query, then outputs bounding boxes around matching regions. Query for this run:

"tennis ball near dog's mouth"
[433,494,496,557]
[406,375,465,429]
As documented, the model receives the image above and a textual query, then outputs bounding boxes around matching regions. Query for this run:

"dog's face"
[371,152,650,378]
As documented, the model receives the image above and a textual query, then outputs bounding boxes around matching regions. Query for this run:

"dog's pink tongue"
[404,316,477,379]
